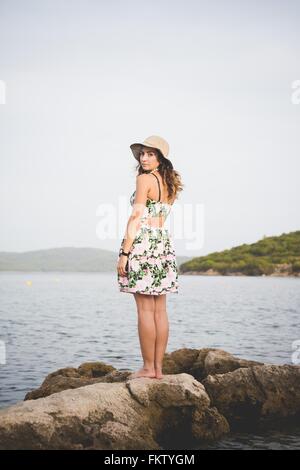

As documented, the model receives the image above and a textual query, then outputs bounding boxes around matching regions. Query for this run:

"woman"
[117,135,183,380]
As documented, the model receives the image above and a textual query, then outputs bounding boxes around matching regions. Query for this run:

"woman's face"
[139,147,159,171]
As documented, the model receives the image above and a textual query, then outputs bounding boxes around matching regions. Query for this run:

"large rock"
[162,348,200,374]
[0,374,229,450]
[203,364,300,428]
[24,349,263,401]
[162,348,263,380]
[1,348,299,449]
[24,362,130,400]
[190,349,263,380]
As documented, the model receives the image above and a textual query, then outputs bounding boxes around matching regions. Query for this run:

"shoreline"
[180,269,300,277]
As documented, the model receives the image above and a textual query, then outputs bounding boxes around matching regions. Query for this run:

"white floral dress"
[117,175,179,295]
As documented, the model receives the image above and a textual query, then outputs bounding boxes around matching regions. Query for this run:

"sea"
[0,272,299,449]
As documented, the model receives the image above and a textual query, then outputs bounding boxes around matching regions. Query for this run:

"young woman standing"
[117,135,183,379]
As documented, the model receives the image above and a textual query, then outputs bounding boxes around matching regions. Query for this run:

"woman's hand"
[117,254,128,277]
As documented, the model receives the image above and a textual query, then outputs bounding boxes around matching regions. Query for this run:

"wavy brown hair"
[135,149,184,203]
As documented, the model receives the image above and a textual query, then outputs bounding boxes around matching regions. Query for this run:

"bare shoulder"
[136,173,152,181]
[135,173,152,187]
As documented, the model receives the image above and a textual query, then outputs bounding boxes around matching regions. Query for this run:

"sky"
[0,0,299,257]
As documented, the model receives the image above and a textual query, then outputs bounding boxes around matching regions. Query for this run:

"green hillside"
[0,247,116,272]
[179,230,300,276]
[0,247,191,272]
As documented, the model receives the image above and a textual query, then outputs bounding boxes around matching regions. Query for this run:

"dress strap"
[150,173,161,202]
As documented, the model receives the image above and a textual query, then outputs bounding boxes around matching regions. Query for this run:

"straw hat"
[130,135,173,167]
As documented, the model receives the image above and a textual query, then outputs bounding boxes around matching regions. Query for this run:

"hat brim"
[130,143,156,161]
[130,143,170,164]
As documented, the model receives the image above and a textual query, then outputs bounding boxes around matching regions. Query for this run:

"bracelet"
[121,250,130,257]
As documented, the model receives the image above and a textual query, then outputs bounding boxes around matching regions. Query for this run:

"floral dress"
[117,176,179,296]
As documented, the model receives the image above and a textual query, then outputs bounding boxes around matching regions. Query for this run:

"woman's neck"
[144,167,159,174]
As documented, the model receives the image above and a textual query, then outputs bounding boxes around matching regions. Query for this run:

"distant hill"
[0,247,191,272]
[179,230,300,277]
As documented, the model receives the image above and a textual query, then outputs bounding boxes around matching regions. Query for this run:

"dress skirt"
[117,226,179,295]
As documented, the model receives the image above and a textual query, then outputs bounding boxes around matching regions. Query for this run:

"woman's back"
[130,172,175,229]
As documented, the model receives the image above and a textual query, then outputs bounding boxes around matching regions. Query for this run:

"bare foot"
[128,367,156,379]
[155,367,163,379]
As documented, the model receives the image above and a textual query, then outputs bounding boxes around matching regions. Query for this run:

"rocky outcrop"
[0,348,299,449]
[24,349,263,400]
[24,362,130,401]
[203,364,300,429]
[0,374,229,450]
[160,348,263,381]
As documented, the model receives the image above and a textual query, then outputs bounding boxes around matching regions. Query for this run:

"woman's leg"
[153,294,168,379]
[130,293,156,378]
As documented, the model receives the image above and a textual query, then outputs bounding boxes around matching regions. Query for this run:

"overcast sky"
[0,0,299,257]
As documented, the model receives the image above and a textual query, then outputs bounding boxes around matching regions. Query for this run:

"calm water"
[0,272,299,449]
